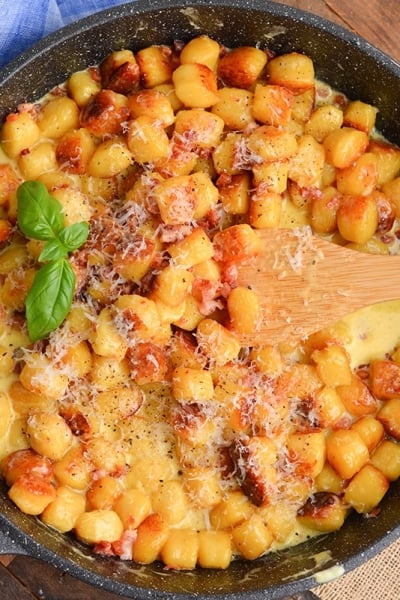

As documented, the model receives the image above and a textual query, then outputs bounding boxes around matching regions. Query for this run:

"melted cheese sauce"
[342,301,400,366]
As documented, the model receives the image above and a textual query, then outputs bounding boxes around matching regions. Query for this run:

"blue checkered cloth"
[0,0,130,69]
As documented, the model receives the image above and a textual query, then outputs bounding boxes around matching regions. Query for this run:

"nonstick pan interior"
[0,1,400,598]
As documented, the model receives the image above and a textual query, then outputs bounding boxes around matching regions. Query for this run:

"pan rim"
[1,1,400,598]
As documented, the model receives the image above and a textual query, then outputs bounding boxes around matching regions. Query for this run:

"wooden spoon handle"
[237,228,400,344]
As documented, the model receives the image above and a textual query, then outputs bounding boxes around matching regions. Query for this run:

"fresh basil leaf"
[17,181,64,241]
[39,239,69,262]
[59,222,89,252]
[25,258,76,341]
[17,181,89,341]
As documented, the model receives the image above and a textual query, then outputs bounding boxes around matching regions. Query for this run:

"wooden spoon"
[236,227,400,345]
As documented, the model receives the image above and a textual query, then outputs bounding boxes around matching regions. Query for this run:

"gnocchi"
[0,34,399,574]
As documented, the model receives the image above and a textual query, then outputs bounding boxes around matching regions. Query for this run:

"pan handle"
[0,526,29,556]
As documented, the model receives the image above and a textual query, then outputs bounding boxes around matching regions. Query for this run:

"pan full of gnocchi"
[0,1,400,598]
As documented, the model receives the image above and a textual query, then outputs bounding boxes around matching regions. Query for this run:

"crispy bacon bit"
[216,172,232,188]
[333,93,347,109]
[288,180,323,210]
[365,506,382,519]
[192,279,224,316]
[93,541,115,556]
[299,185,323,202]
[297,492,348,532]
[229,436,276,507]
[155,141,197,178]
[158,223,194,243]
[197,207,224,233]
[111,529,137,560]
[315,85,330,100]
[296,396,321,431]
[88,66,101,83]
[220,263,239,289]
[380,232,395,245]
[355,364,370,380]
[173,39,186,53]
[50,86,66,98]
[216,445,233,477]
[375,192,396,233]
[87,215,124,255]
[60,408,92,436]
[170,402,209,440]
[17,102,40,117]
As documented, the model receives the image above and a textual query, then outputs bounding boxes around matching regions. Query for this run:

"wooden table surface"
[1,1,399,599]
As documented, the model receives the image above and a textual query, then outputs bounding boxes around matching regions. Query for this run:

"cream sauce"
[314,563,345,584]
[342,300,400,366]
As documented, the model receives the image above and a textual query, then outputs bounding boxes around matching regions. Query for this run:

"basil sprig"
[17,181,89,342]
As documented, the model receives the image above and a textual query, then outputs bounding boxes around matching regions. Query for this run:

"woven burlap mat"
[311,536,400,599]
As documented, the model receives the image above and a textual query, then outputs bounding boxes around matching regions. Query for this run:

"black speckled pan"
[0,1,399,599]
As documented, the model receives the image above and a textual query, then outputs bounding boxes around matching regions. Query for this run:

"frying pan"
[0,1,399,598]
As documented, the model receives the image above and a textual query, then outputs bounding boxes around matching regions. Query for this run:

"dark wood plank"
[7,555,130,600]
[326,0,400,62]
[0,554,15,567]
[280,0,400,62]
[281,0,342,22]
[0,560,38,600]
[5,554,316,600]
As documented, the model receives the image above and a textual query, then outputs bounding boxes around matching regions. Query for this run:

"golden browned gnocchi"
[0,34,400,573]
